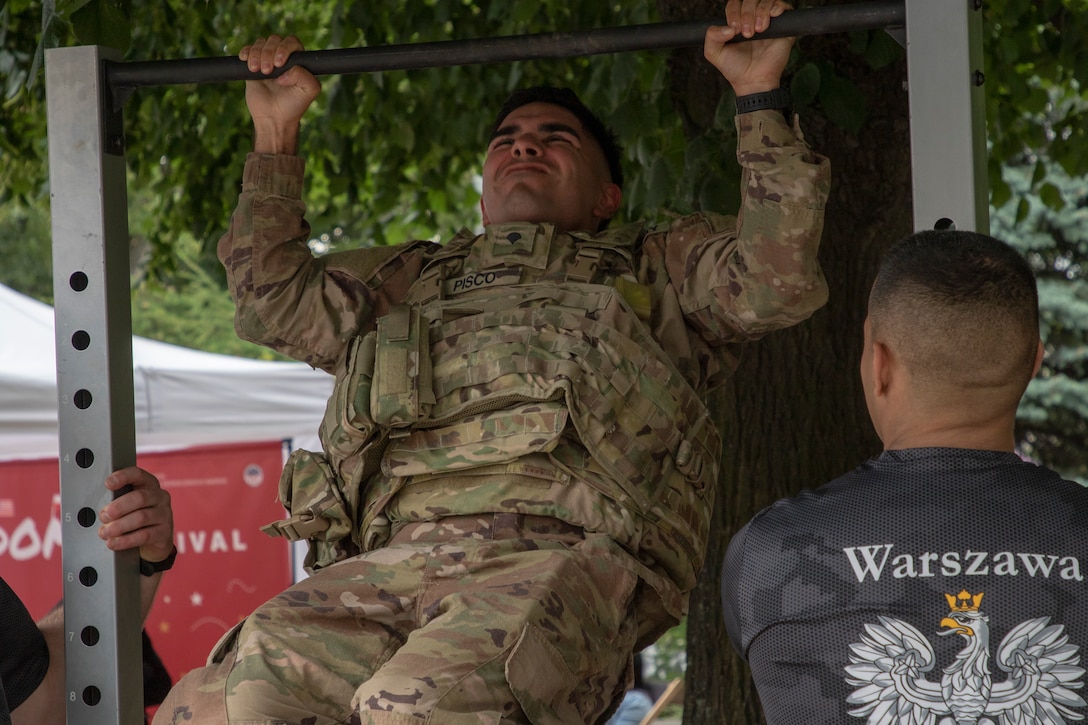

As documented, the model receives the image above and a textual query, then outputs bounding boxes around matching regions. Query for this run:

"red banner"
[0,441,293,688]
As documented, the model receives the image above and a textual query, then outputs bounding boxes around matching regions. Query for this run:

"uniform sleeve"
[218,153,435,372]
[662,110,830,344]
[0,578,48,713]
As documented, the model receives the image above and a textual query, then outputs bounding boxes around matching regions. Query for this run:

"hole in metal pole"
[79,567,99,587]
[77,507,97,527]
[76,448,95,468]
[72,330,91,351]
[81,626,101,647]
[82,685,102,707]
[74,389,93,409]
[934,218,956,230]
[69,271,89,292]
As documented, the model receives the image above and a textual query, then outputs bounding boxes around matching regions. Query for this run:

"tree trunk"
[655,1,914,721]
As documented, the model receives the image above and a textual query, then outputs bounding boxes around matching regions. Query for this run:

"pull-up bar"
[106,0,904,96]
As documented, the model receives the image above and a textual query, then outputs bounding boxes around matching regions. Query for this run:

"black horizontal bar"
[106,0,903,92]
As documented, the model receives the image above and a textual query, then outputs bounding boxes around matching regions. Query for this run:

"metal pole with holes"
[45,45,143,725]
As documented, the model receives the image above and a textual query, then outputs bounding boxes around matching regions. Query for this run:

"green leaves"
[848,27,902,71]
[817,65,866,136]
[54,0,96,16]
[789,62,820,108]
[69,0,131,54]
[996,158,1088,481]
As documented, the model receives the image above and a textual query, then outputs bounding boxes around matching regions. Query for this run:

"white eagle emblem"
[844,590,1087,724]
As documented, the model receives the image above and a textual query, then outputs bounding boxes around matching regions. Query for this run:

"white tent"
[0,283,332,461]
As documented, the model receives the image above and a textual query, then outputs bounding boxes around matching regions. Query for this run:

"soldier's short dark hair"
[491,86,624,189]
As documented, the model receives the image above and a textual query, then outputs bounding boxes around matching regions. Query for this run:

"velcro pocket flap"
[372,304,434,427]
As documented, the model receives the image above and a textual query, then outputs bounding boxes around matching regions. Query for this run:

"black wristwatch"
[139,545,178,576]
[735,88,792,115]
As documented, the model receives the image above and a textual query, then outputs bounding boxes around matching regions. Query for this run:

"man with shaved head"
[722,230,1088,724]
[864,231,1042,433]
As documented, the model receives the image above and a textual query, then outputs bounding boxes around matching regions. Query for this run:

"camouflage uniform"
[155,110,829,725]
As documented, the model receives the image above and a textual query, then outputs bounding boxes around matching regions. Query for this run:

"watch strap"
[735,88,792,115]
[139,545,177,576]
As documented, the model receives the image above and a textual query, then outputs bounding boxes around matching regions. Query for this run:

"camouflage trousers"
[153,514,640,725]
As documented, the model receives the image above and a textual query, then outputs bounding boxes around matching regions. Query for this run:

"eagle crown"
[945,590,983,613]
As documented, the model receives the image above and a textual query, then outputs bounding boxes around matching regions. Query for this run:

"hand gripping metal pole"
[46,45,144,725]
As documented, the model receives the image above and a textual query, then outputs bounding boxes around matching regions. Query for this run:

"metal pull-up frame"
[44,1,985,721]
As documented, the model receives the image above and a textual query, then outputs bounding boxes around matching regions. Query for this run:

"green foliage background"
[7,0,705,267]
[997,159,1088,480]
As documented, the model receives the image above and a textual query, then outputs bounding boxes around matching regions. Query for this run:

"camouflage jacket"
[220,109,830,626]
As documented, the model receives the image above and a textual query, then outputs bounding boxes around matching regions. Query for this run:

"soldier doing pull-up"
[156,1,830,722]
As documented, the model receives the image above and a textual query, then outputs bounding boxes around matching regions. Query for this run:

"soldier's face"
[481,102,621,233]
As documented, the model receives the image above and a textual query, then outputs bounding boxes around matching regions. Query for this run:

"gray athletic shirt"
[722,448,1088,724]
